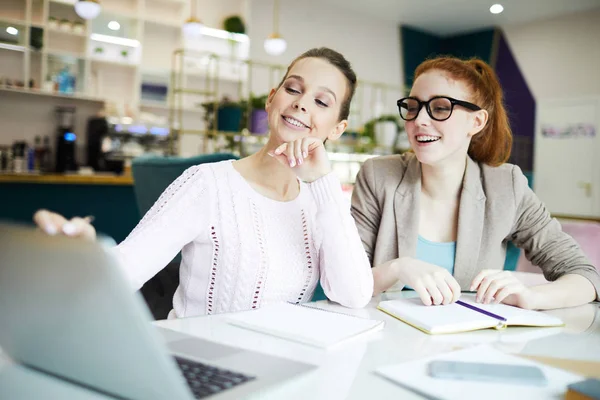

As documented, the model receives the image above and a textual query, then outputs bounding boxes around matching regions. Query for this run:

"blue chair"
[131,153,238,319]
[132,153,238,218]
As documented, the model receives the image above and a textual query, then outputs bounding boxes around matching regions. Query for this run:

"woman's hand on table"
[33,209,96,241]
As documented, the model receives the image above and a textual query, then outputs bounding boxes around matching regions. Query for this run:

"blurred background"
[0,0,599,259]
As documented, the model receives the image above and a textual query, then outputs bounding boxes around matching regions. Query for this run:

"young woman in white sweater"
[34,47,374,318]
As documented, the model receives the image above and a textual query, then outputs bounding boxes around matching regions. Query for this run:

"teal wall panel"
[401,26,496,88]
[0,183,140,244]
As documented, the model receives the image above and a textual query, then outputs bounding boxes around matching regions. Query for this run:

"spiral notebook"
[224,302,385,349]
[378,294,564,335]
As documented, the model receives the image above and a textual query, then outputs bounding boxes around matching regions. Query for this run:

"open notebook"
[224,302,385,349]
[378,294,563,335]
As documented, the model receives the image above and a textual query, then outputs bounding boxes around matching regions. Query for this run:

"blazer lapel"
[454,157,486,289]
[394,155,421,258]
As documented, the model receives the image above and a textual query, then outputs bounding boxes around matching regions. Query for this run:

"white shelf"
[146,0,186,4]
[101,7,139,20]
[48,0,77,5]
[45,49,86,59]
[0,43,27,52]
[0,17,27,26]
[90,57,139,68]
[46,26,88,38]
[143,16,180,28]
[0,87,104,103]
[140,101,202,113]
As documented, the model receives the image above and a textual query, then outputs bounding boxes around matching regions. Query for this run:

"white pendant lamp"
[183,0,203,37]
[74,0,101,20]
[264,0,286,55]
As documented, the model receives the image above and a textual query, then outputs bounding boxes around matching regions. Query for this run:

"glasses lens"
[399,98,419,120]
[429,97,452,120]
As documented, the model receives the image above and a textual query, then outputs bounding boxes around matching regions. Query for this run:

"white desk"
[154,290,600,400]
[1,276,599,399]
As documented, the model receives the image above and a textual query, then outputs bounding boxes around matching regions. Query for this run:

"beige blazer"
[351,152,600,299]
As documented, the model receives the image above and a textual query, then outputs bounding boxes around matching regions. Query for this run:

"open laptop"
[0,222,314,399]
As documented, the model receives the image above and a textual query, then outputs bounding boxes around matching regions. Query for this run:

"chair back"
[131,153,238,319]
[131,153,238,217]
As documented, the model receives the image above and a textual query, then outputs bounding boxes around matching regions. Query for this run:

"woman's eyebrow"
[286,75,337,101]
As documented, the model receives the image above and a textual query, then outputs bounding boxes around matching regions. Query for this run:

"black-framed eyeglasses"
[397,96,482,122]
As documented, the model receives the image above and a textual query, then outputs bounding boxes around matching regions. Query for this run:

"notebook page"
[224,302,384,349]
[376,345,582,400]
[378,297,500,334]
[457,296,564,327]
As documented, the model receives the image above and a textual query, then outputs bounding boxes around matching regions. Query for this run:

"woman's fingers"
[33,209,68,235]
[447,275,462,303]
[33,210,96,240]
[412,281,433,306]
[268,143,290,166]
[286,141,297,167]
[433,273,454,305]
[494,284,521,304]
[294,139,304,165]
[63,217,96,240]
[301,138,310,159]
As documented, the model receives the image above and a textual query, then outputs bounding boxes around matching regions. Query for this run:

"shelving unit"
[1,0,404,173]
[167,47,405,158]
[0,0,249,119]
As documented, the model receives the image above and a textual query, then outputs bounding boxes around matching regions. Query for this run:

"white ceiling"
[320,0,600,36]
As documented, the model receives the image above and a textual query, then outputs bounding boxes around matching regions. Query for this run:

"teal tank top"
[404,235,456,290]
[416,235,456,275]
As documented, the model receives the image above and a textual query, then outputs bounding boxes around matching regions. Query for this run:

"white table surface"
[2,273,599,399]
[154,289,600,400]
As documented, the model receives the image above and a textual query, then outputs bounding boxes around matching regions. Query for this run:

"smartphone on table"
[427,360,547,386]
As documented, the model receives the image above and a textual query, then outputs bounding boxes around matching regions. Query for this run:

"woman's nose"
[293,100,307,112]
[414,105,431,125]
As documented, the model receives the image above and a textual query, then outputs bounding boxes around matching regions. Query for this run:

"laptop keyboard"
[174,356,256,399]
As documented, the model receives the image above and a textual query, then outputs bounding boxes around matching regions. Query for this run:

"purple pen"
[456,300,507,322]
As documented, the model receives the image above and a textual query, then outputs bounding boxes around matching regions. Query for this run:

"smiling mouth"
[416,135,441,143]
[282,115,309,129]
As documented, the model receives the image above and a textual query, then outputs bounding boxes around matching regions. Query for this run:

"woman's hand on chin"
[267,137,332,182]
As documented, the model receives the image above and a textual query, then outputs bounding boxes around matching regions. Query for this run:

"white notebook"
[376,345,582,400]
[378,294,564,335]
[224,302,385,349]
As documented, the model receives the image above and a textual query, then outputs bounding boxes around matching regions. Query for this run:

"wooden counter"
[0,173,134,185]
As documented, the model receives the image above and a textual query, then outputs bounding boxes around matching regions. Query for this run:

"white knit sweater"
[113,160,373,318]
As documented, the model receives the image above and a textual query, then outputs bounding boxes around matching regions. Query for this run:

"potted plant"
[200,96,245,133]
[363,114,401,149]
[59,18,71,32]
[48,16,59,29]
[249,94,269,134]
[222,15,245,58]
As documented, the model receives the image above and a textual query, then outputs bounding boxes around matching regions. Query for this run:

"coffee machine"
[86,116,108,171]
[55,105,78,172]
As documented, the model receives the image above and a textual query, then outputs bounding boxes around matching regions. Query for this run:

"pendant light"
[183,0,203,37]
[74,0,101,20]
[264,0,286,56]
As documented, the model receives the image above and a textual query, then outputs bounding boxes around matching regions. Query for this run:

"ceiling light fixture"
[74,0,102,20]
[6,26,18,35]
[183,0,203,37]
[108,20,120,31]
[264,0,286,56]
[490,4,504,14]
